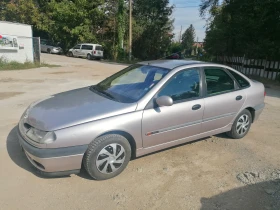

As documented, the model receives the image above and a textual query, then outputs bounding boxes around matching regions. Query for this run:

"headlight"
[26,127,56,144]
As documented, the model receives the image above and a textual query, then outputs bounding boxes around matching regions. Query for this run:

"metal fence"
[217,56,280,80]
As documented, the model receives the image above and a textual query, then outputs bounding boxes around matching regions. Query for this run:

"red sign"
[0,35,2,39]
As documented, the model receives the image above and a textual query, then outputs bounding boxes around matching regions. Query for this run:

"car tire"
[47,48,51,54]
[83,134,131,180]
[226,109,252,139]
[68,52,73,57]
[87,54,92,60]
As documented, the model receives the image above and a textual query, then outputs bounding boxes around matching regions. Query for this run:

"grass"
[0,59,60,71]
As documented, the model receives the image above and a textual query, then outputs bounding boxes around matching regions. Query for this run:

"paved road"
[1,54,280,210]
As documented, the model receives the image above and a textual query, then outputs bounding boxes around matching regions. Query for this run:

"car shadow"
[6,126,71,179]
[200,180,280,210]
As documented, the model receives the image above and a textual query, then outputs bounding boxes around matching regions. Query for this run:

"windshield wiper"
[90,86,119,102]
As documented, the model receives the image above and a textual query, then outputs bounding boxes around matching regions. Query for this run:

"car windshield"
[91,64,170,103]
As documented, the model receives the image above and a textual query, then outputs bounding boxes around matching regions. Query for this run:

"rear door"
[201,67,247,133]
[81,44,93,57]
[95,45,103,57]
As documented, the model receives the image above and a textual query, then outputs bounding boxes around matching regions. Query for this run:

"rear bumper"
[17,126,87,176]
[254,103,265,122]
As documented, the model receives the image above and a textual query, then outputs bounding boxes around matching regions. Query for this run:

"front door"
[72,44,81,56]
[201,67,246,132]
[142,68,204,148]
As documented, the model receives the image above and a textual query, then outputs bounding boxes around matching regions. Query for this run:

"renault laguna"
[17,60,265,180]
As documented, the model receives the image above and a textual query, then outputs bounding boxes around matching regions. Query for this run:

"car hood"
[24,87,137,131]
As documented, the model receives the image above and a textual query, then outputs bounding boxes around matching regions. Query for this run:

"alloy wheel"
[236,114,250,135]
[96,143,126,174]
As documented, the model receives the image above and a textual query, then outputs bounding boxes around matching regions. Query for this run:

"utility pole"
[129,0,132,61]
[179,25,182,43]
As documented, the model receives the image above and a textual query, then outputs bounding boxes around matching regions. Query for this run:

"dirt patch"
[47,71,74,74]
[0,92,24,100]
[237,169,280,185]
[0,78,44,83]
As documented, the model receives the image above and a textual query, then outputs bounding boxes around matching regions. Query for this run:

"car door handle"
[192,104,201,110]
[236,95,243,101]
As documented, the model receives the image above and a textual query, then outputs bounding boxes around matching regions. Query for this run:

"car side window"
[73,45,81,49]
[158,68,200,102]
[81,45,93,50]
[204,68,235,96]
[228,70,250,88]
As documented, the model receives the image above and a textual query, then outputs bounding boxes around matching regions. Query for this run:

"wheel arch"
[96,130,137,159]
[245,107,255,123]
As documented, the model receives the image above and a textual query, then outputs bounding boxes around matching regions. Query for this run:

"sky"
[170,0,206,42]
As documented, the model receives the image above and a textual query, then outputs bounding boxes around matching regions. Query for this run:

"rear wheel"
[68,52,73,57]
[87,54,92,60]
[47,48,51,54]
[227,109,252,139]
[83,134,131,180]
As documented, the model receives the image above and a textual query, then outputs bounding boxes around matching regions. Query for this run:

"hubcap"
[96,143,126,174]
[236,114,250,135]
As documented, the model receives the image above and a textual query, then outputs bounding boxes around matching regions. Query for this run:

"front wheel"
[227,109,252,139]
[83,134,131,180]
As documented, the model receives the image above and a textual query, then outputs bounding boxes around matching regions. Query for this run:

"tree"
[201,0,280,60]
[132,0,174,60]
[181,24,195,56]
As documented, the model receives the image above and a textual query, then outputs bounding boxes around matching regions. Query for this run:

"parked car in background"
[68,43,104,60]
[40,39,63,54]
[166,53,180,59]
[17,60,265,180]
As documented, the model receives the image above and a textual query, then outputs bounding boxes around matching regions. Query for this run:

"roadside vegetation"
[0,59,59,71]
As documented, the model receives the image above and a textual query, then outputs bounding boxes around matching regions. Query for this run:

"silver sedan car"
[17,60,265,180]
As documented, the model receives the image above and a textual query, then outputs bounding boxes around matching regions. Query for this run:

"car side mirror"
[155,96,173,107]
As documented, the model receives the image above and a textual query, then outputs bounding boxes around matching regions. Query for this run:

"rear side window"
[82,45,93,50]
[95,46,103,51]
[229,70,250,88]
[204,68,235,95]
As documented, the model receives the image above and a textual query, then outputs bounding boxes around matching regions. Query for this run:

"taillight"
[264,91,266,97]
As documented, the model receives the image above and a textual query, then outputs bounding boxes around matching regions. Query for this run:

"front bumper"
[17,126,87,176]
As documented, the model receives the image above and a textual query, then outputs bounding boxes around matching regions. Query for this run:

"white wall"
[0,21,34,63]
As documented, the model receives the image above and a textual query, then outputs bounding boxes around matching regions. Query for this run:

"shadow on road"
[6,126,70,179]
[200,180,280,210]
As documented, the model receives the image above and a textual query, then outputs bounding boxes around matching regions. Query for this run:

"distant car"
[40,40,63,54]
[17,60,265,180]
[68,43,104,60]
[166,53,180,59]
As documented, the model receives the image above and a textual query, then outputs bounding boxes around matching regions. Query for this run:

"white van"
[68,43,103,60]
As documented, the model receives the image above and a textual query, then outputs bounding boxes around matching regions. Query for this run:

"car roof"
[78,43,102,46]
[138,60,207,70]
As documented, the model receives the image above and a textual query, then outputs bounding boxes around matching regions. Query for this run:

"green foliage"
[169,42,182,54]
[1,0,175,61]
[132,0,174,60]
[201,0,280,60]
[181,24,195,56]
